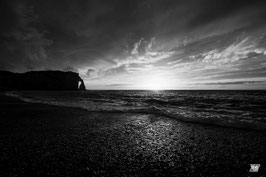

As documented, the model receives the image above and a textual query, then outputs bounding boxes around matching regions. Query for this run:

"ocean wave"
[5,91,266,131]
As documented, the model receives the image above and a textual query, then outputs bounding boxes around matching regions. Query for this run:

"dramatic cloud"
[86,68,96,77]
[0,1,52,71]
[0,0,266,89]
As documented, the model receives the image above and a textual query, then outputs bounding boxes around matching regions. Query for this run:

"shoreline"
[4,91,266,131]
[0,94,265,176]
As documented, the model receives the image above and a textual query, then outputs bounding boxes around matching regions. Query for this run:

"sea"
[5,90,266,131]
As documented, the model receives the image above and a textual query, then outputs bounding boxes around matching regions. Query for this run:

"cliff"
[0,70,86,91]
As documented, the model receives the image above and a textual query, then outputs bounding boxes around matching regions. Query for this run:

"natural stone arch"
[78,79,86,90]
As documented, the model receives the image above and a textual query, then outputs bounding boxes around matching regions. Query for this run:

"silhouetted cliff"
[0,70,86,91]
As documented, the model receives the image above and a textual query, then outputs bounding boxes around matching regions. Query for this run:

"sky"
[1,0,266,90]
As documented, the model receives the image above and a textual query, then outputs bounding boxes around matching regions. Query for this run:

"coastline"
[4,91,266,131]
[0,94,265,176]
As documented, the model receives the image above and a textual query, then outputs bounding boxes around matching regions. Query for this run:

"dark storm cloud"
[0,0,51,71]
[187,0,266,29]
[0,0,266,77]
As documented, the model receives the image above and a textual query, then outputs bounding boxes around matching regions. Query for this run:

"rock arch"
[78,79,86,90]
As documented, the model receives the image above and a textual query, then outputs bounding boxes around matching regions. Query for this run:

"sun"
[139,74,173,90]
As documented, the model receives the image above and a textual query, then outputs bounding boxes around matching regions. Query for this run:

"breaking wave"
[5,90,266,131]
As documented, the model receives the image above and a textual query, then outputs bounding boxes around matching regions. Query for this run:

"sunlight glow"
[138,74,175,90]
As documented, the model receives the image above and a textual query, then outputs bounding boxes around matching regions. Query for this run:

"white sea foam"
[5,90,266,131]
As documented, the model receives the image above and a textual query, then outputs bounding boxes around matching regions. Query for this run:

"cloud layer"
[1,0,266,89]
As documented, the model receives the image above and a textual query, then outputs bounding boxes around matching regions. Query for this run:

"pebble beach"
[0,94,265,177]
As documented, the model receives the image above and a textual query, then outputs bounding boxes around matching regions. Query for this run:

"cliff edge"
[0,70,86,91]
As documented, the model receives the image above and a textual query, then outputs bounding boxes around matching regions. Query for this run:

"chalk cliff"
[0,70,86,91]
